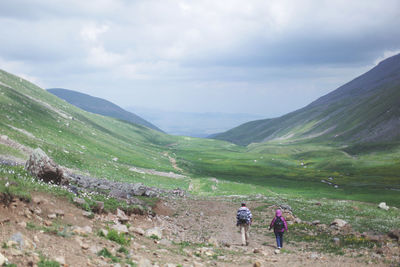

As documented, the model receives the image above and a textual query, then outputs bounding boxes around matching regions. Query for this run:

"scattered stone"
[112,223,129,234]
[32,196,43,204]
[253,262,261,267]
[48,214,57,219]
[18,221,27,228]
[44,220,53,226]
[159,239,172,246]
[93,201,104,213]
[333,237,340,245]
[0,253,7,265]
[10,232,35,250]
[55,209,65,217]
[274,249,280,254]
[73,197,86,205]
[309,253,319,259]
[388,229,400,241]
[82,211,93,218]
[330,219,347,228]
[294,217,302,224]
[55,256,66,265]
[253,248,261,253]
[145,227,162,239]
[312,220,320,225]
[378,202,389,211]
[73,226,92,235]
[129,227,145,236]
[138,258,152,267]
[25,148,67,185]
[117,208,129,223]
[81,243,89,250]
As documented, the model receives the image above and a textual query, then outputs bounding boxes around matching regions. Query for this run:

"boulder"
[112,224,129,234]
[116,208,129,223]
[145,227,162,239]
[129,227,145,236]
[25,148,67,185]
[330,219,347,228]
[0,252,7,265]
[378,202,389,211]
[388,229,400,241]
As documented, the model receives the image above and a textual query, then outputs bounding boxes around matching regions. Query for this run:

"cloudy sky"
[1,0,400,117]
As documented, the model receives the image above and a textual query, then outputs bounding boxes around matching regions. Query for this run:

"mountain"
[125,106,264,137]
[48,88,163,132]
[213,54,400,146]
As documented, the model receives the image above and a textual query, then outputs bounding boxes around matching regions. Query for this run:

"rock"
[312,220,320,225]
[274,249,280,254]
[73,197,86,205]
[81,243,89,250]
[44,220,53,226]
[25,148,67,185]
[82,211,93,218]
[55,256,66,265]
[159,239,172,246]
[48,214,57,219]
[253,262,261,267]
[73,226,92,235]
[10,232,36,250]
[138,258,152,267]
[116,208,129,223]
[309,253,319,259]
[100,229,108,236]
[112,224,129,234]
[378,202,389,211]
[280,204,292,211]
[129,227,145,236]
[18,221,27,228]
[93,201,104,213]
[0,253,7,265]
[332,237,340,245]
[253,248,261,253]
[145,227,163,239]
[32,196,43,204]
[55,209,64,217]
[388,229,400,241]
[294,217,302,224]
[330,219,347,228]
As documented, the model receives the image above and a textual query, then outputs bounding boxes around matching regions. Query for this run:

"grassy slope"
[47,88,164,132]
[213,54,400,146]
[1,69,399,210]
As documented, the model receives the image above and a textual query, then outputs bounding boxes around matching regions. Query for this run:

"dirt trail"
[0,193,396,267]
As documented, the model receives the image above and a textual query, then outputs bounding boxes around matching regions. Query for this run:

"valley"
[1,59,400,267]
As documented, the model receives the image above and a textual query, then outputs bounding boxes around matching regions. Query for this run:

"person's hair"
[241,202,246,207]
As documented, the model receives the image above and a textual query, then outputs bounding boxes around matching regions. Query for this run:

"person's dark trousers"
[274,231,284,248]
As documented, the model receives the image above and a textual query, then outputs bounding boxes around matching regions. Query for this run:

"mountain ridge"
[48,88,163,133]
[213,54,400,146]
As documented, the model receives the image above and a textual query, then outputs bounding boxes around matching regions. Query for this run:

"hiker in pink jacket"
[269,209,288,249]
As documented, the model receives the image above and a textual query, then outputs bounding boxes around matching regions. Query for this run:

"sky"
[1,0,400,118]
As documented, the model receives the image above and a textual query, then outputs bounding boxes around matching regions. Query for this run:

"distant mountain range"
[47,88,163,132]
[125,107,264,137]
[213,53,400,146]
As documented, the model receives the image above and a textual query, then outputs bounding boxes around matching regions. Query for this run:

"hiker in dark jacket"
[236,202,253,246]
[269,209,288,249]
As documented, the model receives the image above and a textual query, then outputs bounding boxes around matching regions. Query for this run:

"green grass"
[286,223,377,255]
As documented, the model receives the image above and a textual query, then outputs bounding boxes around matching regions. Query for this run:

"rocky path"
[0,192,397,267]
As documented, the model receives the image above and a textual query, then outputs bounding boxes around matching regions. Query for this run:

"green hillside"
[213,54,400,146]
[48,88,163,132]
[1,69,400,208]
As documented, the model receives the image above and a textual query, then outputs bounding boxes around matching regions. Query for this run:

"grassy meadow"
[1,69,400,234]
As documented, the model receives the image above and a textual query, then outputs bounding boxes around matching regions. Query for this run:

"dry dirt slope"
[1,192,397,267]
